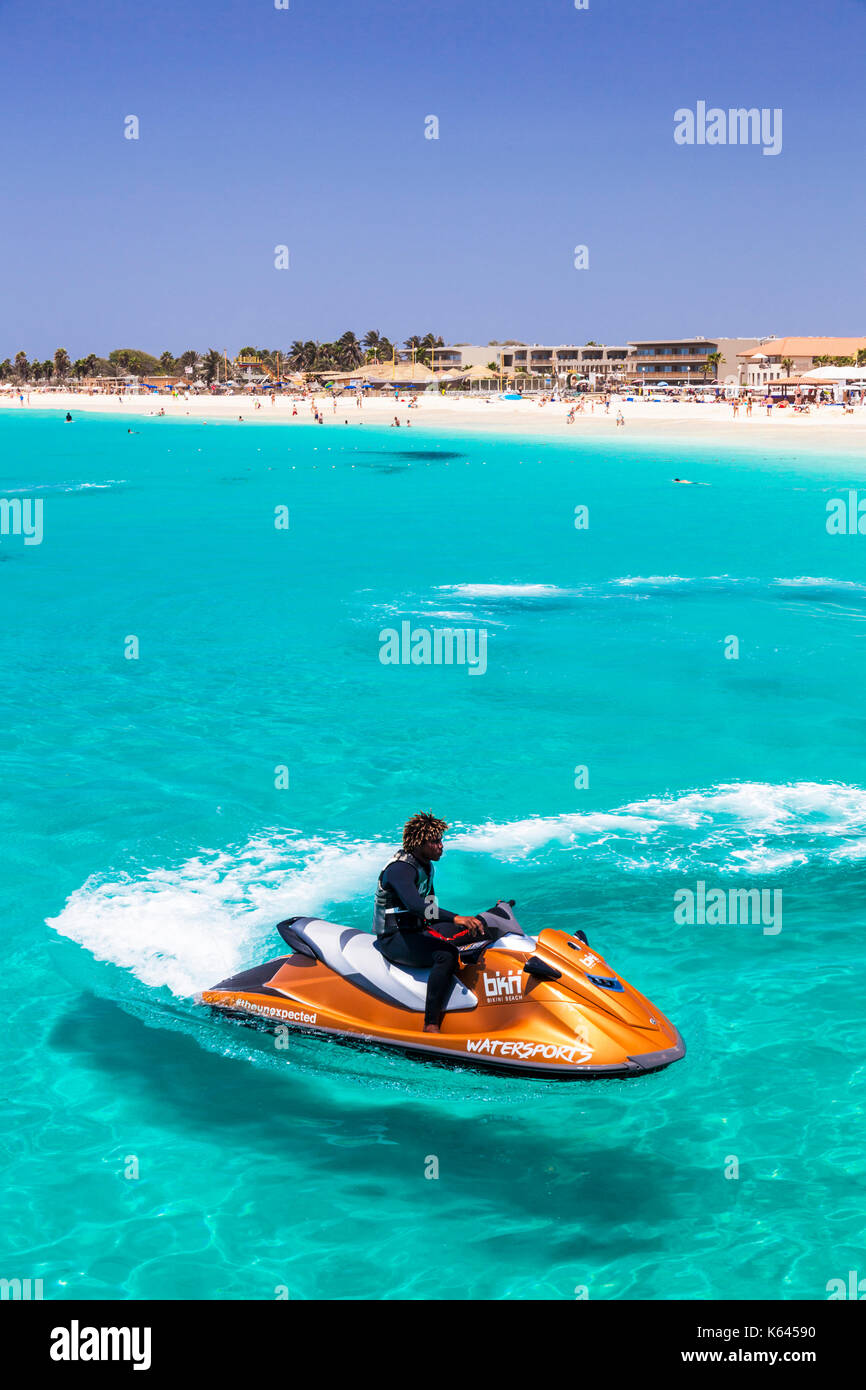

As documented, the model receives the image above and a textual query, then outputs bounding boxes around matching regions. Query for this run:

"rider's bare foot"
[423,1024,440,1033]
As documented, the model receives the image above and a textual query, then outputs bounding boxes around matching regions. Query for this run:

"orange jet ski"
[199,901,685,1079]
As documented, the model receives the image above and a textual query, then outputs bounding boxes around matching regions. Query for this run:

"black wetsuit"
[376,857,464,1027]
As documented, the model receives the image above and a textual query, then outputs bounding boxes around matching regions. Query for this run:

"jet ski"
[199,901,685,1079]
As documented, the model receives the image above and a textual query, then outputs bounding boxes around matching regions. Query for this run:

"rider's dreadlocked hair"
[402,810,449,852]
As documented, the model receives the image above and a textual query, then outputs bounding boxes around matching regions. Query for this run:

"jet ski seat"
[280,917,478,1013]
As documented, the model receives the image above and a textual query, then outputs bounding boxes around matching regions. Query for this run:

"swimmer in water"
[65,412,72,422]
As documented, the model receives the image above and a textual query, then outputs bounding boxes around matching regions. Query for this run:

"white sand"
[2,387,866,452]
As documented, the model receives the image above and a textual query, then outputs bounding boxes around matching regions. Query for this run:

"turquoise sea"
[1,407,864,1301]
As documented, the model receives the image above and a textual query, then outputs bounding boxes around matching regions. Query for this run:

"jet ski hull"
[200,909,685,1080]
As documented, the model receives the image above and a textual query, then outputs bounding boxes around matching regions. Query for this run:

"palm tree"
[287,340,307,369]
[781,357,794,378]
[362,330,384,361]
[54,348,70,380]
[336,331,363,368]
[290,340,320,372]
[707,350,722,380]
[14,351,29,381]
[202,349,222,384]
[421,332,444,369]
[159,351,176,373]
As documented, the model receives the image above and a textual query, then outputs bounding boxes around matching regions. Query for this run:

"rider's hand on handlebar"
[454,915,485,938]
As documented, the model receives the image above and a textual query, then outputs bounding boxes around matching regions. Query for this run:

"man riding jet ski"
[199,817,686,1080]
[372,811,486,1033]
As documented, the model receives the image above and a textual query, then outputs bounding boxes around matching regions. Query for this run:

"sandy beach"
[3,387,866,452]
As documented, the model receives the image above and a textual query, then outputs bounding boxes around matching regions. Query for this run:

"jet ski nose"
[628,1031,687,1072]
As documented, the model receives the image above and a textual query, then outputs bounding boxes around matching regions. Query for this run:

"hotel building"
[737,337,866,388]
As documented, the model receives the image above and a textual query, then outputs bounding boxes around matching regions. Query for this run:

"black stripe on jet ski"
[627,1031,687,1072]
[276,919,318,957]
[259,1023,641,1078]
[211,957,292,993]
[203,1010,684,1079]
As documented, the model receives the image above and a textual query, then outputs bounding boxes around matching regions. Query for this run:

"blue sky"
[1,0,864,357]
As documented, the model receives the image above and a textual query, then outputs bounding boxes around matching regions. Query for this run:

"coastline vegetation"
[0,333,450,384]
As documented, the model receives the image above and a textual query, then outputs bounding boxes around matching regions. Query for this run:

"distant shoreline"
[3,387,866,453]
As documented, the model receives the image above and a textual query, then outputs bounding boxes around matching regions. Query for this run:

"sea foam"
[48,781,866,999]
